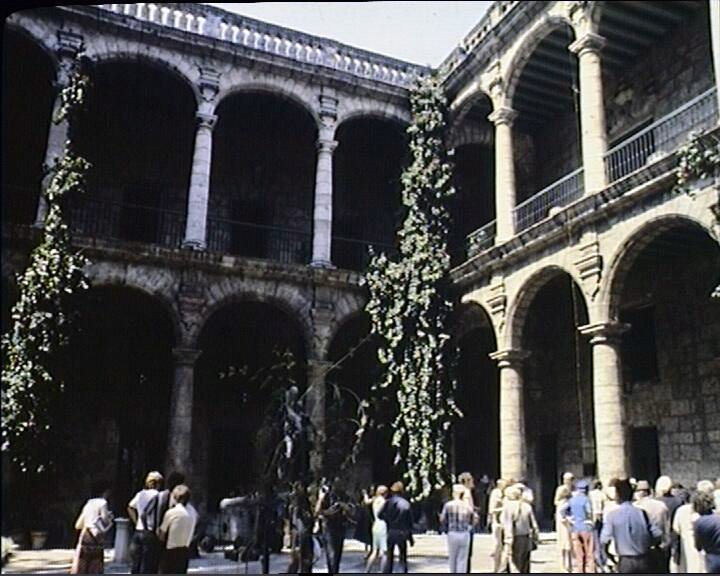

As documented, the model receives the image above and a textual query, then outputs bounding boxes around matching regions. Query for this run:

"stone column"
[182,111,217,249]
[488,107,518,243]
[578,321,630,484]
[311,93,338,267]
[166,347,202,474]
[710,0,720,120]
[569,32,609,195]
[489,349,529,481]
[36,31,84,227]
[306,359,331,474]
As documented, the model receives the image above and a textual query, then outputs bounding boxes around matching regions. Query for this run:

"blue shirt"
[694,514,720,555]
[564,493,593,533]
[600,502,662,557]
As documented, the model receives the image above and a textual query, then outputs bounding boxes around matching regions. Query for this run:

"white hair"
[655,475,672,496]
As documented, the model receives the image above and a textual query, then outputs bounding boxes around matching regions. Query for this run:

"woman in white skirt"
[555,485,573,573]
[365,485,389,573]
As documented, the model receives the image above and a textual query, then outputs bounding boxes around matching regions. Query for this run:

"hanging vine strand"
[1,54,91,473]
[363,72,460,499]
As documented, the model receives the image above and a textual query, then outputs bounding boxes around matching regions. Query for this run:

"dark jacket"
[380,494,413,536]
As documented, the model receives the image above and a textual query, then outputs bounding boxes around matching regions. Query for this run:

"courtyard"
[3,533,564,574]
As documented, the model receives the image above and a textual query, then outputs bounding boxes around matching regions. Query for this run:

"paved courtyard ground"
[3,532,564,573]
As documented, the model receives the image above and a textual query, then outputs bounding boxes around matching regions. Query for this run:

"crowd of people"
[68,468,720,574]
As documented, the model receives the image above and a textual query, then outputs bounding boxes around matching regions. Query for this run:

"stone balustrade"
[96,3,428,88]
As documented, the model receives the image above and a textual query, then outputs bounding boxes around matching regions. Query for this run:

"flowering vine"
[363,73,460,499]
[1,55,91,473]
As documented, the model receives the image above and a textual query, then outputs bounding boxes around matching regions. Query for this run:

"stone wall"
[603,7,713,145]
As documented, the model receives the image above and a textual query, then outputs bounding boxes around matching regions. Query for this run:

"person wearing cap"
[601,478,662,573]
[440,484,478,574]
[671,479,715,573]
[502,484,539,573]
[634,479,670,572]
[128,471,164,574]
[158,485,197,574]
[563,479,595,573]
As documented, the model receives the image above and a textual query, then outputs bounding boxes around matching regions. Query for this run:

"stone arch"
[504,15,576,107]
[335,107,411,133]
[85,48,200,106]
[216,82,319,129]
[452,299,498,343]
[506,264,587,350]
[4,18,59,73]
[602,214,720,321]
[191,288,312,354]
[447,88,493,147]
[85,272,182,347]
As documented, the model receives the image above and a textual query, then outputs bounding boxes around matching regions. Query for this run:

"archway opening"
[194,301,307,512]
[325,313,397,491]
[209,92,317,263]
[1,286,175,545]
[449,95,495,262]
[512,24,581,231]
[333,117,407,271]
[73,60,196,247]
[519,272,592,525]
[613,219,720,486]
[451,304,499,482]
[1,29,55,224]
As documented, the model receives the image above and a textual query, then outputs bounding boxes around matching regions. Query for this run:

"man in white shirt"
[158,485,197,574]
[127,471,163,574]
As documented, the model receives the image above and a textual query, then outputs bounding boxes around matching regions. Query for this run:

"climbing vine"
[673,131,720,298]
[1,55,91,473]
[363,73,460,499]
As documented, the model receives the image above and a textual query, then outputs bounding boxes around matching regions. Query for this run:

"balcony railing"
[514,167,585,233]
[605,87,718,184]
[332,236,396,272]
[466,220,496,257]
[206,216,311,265]
[68,197,185,248]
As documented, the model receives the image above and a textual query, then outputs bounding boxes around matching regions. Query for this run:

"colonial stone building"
[2,1,719,538]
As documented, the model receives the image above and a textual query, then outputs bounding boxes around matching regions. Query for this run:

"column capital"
[569,32,606,57]
[489,348,530,367]
[198,66,221,102]
[173,347,202,366]
[317,138,338,153]
[196,111,217,130]
[488,106,518,127]
[578,321,630,344]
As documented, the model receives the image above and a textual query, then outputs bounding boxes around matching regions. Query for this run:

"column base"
[181,239,206,251]
[310,259,335,269]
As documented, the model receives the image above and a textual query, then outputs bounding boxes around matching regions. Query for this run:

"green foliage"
[1,56,91,473]
[363,73,460,499]
[674,132,720,195]
[674,132,720,298]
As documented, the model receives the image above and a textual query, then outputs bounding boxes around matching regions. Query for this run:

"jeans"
[382,530,408,573]
[511,534,532,573]
[571,531,595,573]
[617,554,653,574]
[323,529,345,574]
[447,531,470,574]
[131,530,160,574]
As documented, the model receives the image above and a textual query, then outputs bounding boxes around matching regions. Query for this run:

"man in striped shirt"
[440,484,478,574]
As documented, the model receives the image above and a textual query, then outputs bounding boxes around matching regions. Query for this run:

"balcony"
[514,167,585,233]
[605,87,718,184]
[467,220,496,258]
[69,197,185,248]
[331,236,396,272]
[206,216,311,265]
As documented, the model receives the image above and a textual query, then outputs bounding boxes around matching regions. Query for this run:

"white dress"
[671,503,705,574]
[371,496,388,553]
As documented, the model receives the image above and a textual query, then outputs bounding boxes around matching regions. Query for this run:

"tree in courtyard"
[1,55,91,473]
[363,73,460,498]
